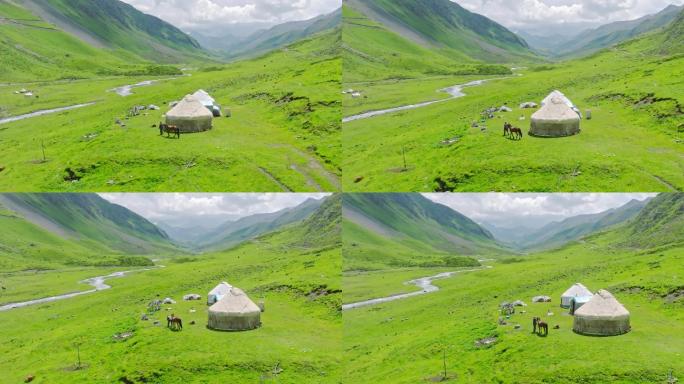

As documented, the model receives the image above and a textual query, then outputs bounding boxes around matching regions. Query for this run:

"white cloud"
[423,193,656,228]
[120,0,341,30]
[455,0,684,32]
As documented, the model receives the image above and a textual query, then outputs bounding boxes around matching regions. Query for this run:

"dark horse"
[504,122,523,140]
[537,319,548,336]
[532,316,539,333]
[159,122,180,139]
[167,314,183,331]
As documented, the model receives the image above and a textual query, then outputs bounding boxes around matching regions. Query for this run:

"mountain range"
[521,4,683,58]
[160,197,326,251]
[192,9,341,60]
[483,198,652,251]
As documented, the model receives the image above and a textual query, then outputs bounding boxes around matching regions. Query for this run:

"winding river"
[0,102,96,125]
[0,266,162,312]
[342,75,518,123]
[342,265,492,310]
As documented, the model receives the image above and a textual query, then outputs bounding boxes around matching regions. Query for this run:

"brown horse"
[537,319,548,336]
[167,314,183,331]
[159,122,180,139]
[509,126,523,140]
[532,317,539,333]
[503,122,511,137]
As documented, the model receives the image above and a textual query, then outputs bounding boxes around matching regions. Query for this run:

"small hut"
[530,96,581,137]
[573,290,630,336]
[207,287,261,331]
[561,283,593,308]
[165,95,213,133]
[207,282,232,305]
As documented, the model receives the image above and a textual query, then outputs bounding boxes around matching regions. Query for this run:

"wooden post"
[443,348,447,378]
[402,146,407,170]
[41,140,46,162]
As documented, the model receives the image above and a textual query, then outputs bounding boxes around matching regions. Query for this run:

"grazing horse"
[159,122,180,139]
[537,319,548,336]
[503,122,511,137]
[532,317,539,333]
[509,126,523,140]
[167,314,183,331]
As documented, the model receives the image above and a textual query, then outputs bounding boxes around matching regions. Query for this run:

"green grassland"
[0,204,342,383]
[0,30,341,192]
[342,225,684,383]
[342,4,684,192]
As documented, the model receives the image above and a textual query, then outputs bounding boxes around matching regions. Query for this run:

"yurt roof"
[209,282,232,295]
[542,90,573,107]
[167,95,213,118]
[192,89,215,106]
[209,287,260,315]
[562,283,592,297]
[532,97,581,122]
[574,290,629,317]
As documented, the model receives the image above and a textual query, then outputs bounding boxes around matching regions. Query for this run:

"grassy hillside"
[618,193,684,249]
[342,3,519,83]
[0,194,178,271]
[0,193,176,253]
[343,194,503,270]
[0,29,341,192]
[0,0,170,81]
[343,193,684,383]
[22,0,208,62]
[342,11,684,192]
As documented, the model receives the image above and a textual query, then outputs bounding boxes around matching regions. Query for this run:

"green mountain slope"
[492,198,650,251]
[618,193,684,248]
[21,0,207,62]
[343,193,506,270]
[555,4,683,58]
[192,197,326,251]
[218,9,341,59]
[350,0,531,59]
[0,0,158,81]
[343,0,534,82]
[0,194,177,257]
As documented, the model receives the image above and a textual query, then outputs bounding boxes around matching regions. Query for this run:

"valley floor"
[342,51,684,192]
[342,243,684,383]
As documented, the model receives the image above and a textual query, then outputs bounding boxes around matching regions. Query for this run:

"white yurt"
[165,95,213,133]
[541,90,581,116]
[530,95,581,137]
[192,89,221,117]
[561,283,593,308]
[207,282,232,305]
[569,295,592,315]
[573,290,631,336]
[207,287,262,331]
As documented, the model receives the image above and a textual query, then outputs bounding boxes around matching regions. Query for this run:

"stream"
[342,76,513,123]
[0,102,96,125]
[0,265,162,312]
[342,265,492,310]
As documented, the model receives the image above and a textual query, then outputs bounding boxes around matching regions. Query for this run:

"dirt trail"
[342,264,492,310]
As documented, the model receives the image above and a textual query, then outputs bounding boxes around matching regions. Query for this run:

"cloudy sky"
[425,193,656,228]
[120,0,341,32]
[100,193,328,228]
[456,0,684,33]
